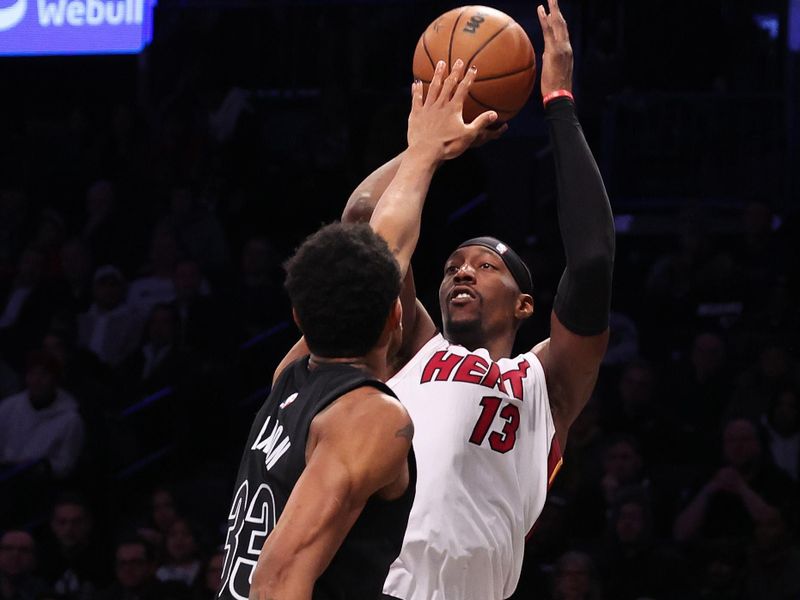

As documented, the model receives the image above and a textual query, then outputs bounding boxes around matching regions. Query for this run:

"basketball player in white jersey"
[282,1,613,598]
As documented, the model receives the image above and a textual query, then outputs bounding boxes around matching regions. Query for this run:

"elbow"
[250,563,295,599]
[555,254,614,336]
[565,254,614,302]
[342,192,375,224]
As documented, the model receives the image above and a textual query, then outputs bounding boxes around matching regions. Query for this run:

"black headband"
[456,236,533,296]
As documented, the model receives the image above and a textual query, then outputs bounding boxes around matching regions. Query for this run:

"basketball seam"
[465,19,513,70]
[422,33,436,70]
[468,90,518,114]
[475,61,536,82]
[448,7,469,70]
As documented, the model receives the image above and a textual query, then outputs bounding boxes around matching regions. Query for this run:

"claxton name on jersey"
[419,350,530,402]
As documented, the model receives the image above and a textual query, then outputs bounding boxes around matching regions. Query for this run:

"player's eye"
[445,265,458,275]
[480,262,495,270]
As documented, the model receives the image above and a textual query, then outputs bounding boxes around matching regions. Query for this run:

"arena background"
[1,1,799,598]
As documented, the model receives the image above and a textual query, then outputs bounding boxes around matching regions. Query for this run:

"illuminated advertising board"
[0,0,156,56]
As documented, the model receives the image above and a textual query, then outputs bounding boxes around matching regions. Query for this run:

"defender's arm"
[248,388,412,600]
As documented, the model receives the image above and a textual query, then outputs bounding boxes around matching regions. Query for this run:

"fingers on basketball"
[412,5,536,123]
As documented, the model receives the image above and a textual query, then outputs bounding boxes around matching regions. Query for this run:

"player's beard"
[443,313,485,351]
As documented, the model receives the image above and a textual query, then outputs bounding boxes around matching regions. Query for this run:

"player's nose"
[453,264,476,282]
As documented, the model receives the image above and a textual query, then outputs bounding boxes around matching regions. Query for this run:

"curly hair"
[284,222,402,358]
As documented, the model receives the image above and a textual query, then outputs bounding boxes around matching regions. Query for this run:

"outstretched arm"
[533,0,615,450]
[366,60,500,361]
[369,59,499,278]
[274,62,503,381]
[248,389,412,600]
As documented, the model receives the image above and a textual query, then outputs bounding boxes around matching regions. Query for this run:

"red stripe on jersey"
[547,436,563,489]
[525,435,563,542]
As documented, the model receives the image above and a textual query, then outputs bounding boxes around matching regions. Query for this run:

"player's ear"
[391,297,403,331]
[291,307,303,330]
[515,293,534,321]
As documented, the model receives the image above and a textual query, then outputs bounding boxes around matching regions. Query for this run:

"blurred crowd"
[1,2,798,599]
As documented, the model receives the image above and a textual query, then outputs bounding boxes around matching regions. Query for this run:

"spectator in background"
[513,494,570,598]
[41,328,111,412]
[673,418,796,545]
[39,494,110,599]
[692,542,745,600]
[0,248,59,362]
[0,351,84,479]
[58,239,93,316]
[0,357,20,399]
[31,209,67,279]
[761,387,800,482]
[80,180,132,274]
[743,510,800,600]
[229,236,286,341]
[160,187,228,277]
[171,260,222,355]
[155,518,201,587]
[598,487,687,600]
[551,551,602,600]
[600,311,639,367]
[644,218,715,356]
[0,530,47,600]
[118,304,186,398]
[191,550,224,600]
[603,360,672,468]
[568,435,650,542]
[135,486,180,560]
[671,331,733,461]
[730,342,799,421]
[127,227,180,314]
[0,188,34,270]
[735,201,785,305]
[95,539,168,600]
[556,397,605,499]
[77,266,143,368]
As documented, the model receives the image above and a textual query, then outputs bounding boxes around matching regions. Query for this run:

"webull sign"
[0,0,155,55]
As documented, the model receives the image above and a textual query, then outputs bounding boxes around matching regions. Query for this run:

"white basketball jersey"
[383,334,562,600]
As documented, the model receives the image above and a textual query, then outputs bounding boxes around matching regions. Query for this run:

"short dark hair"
[284,223,401,358]
[114,535,155,562]
[51,491,91,514]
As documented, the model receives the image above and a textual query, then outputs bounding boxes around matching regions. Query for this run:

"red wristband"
[543,89,574,107]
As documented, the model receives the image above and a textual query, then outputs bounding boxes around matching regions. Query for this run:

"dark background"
[0,1,798,599]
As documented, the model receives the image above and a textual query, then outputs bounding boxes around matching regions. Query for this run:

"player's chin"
[444,312,481,334]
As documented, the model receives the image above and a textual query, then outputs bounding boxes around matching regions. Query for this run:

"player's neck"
[444,328,514,362]
[308,353,387,380]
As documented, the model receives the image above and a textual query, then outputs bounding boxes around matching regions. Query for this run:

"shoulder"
[0,391,27,413]
[389,332,447,380]
[329,385,410,429]
[53,390,81,415]
[311,384,412,452]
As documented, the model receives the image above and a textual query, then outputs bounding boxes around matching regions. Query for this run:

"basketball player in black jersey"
[220,58,498,600]
[218,223,414,600]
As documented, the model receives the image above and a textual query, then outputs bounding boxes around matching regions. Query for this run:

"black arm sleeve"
[546,97,615,336]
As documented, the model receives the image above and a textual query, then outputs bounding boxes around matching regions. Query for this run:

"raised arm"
[275,62,503,381]
[366,60,500,361]
[532,0,615,449]
[369,59,499,278]
[248,389,412,600]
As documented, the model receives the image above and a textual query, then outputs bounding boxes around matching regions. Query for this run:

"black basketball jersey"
[218,357,416,600]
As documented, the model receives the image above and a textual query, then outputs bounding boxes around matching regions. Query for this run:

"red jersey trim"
[525,435,563,542]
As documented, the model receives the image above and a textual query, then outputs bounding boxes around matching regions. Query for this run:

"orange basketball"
[413,6,536,123]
